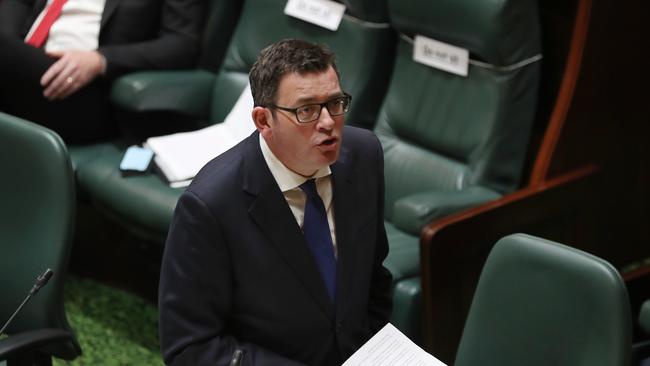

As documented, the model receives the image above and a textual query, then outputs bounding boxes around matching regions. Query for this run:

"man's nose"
[316,105,336,130]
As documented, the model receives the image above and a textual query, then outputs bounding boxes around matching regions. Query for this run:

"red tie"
[26,0,69,48]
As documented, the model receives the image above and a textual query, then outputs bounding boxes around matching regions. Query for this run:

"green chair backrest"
[207,0,396,129]
[379,0,542,220]
[198,0,243,71]
[0,112,80,359]
[455,234,631,366]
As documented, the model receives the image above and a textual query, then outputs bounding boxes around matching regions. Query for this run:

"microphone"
[30,269,54,296]
[0,269,54,335]
[228,349,245,366]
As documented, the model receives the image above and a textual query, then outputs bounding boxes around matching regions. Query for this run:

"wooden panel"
[529,0,591,184]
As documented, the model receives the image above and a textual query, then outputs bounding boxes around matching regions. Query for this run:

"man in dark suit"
[0,0,204,143]
[159,39,393,365]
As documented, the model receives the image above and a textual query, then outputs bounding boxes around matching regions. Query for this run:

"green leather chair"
[379,0,542,343]
[71,0,395,243]
[109,0,243,119]
[0,112,81,365]
[455,234,631,366]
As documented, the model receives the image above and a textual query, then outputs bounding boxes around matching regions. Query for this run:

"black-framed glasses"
[267,93,352,123]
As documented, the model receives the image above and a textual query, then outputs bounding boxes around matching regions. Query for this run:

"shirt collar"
[259,134,331,192]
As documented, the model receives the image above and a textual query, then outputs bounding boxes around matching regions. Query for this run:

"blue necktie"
[300,179,337,302]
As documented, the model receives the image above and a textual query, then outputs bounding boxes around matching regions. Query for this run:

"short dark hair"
[249,39,340,107]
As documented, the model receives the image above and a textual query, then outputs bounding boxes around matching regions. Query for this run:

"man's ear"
[252,106,271,135]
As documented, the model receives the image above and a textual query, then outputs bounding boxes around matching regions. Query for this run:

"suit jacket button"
[335,322,342,334]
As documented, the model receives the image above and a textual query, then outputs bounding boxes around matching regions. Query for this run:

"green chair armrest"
[632,302,650,365]
[0,328,74,361]
[110,70,216,118]
[640,299,650,335]
[392,187,501,235]
[391,277,423,345]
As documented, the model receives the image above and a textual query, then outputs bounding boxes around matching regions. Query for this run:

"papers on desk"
[342,323,446,366]
[145,85,255,187]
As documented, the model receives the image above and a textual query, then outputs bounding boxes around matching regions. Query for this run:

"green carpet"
[54,276,163,365]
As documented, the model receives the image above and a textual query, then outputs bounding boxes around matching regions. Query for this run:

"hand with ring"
[41,50,106,100]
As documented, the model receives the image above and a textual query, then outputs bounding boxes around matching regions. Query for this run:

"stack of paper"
[342,323,446,366]
[146,85,255,187]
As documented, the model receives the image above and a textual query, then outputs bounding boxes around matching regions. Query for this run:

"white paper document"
[284,0,346,31]
[145,84,255,186]
[342,323,446,366]
[413,35,469,77]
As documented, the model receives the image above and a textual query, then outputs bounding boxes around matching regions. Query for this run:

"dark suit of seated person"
[0,0,204,144]
[158,39,393,366]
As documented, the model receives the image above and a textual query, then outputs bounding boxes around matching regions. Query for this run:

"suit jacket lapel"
[34,0,48,13]
[29,0,48,26]
[331,143,360,319]
[243,134,335,320]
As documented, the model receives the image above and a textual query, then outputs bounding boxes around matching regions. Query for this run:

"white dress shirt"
[25,0,106,52]
[259,134,338,257]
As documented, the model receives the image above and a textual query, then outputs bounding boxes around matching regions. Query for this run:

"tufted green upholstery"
[380,0,541,343]
[72,0,395,241]
[0,112,81,363]
[455,234,631,366]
